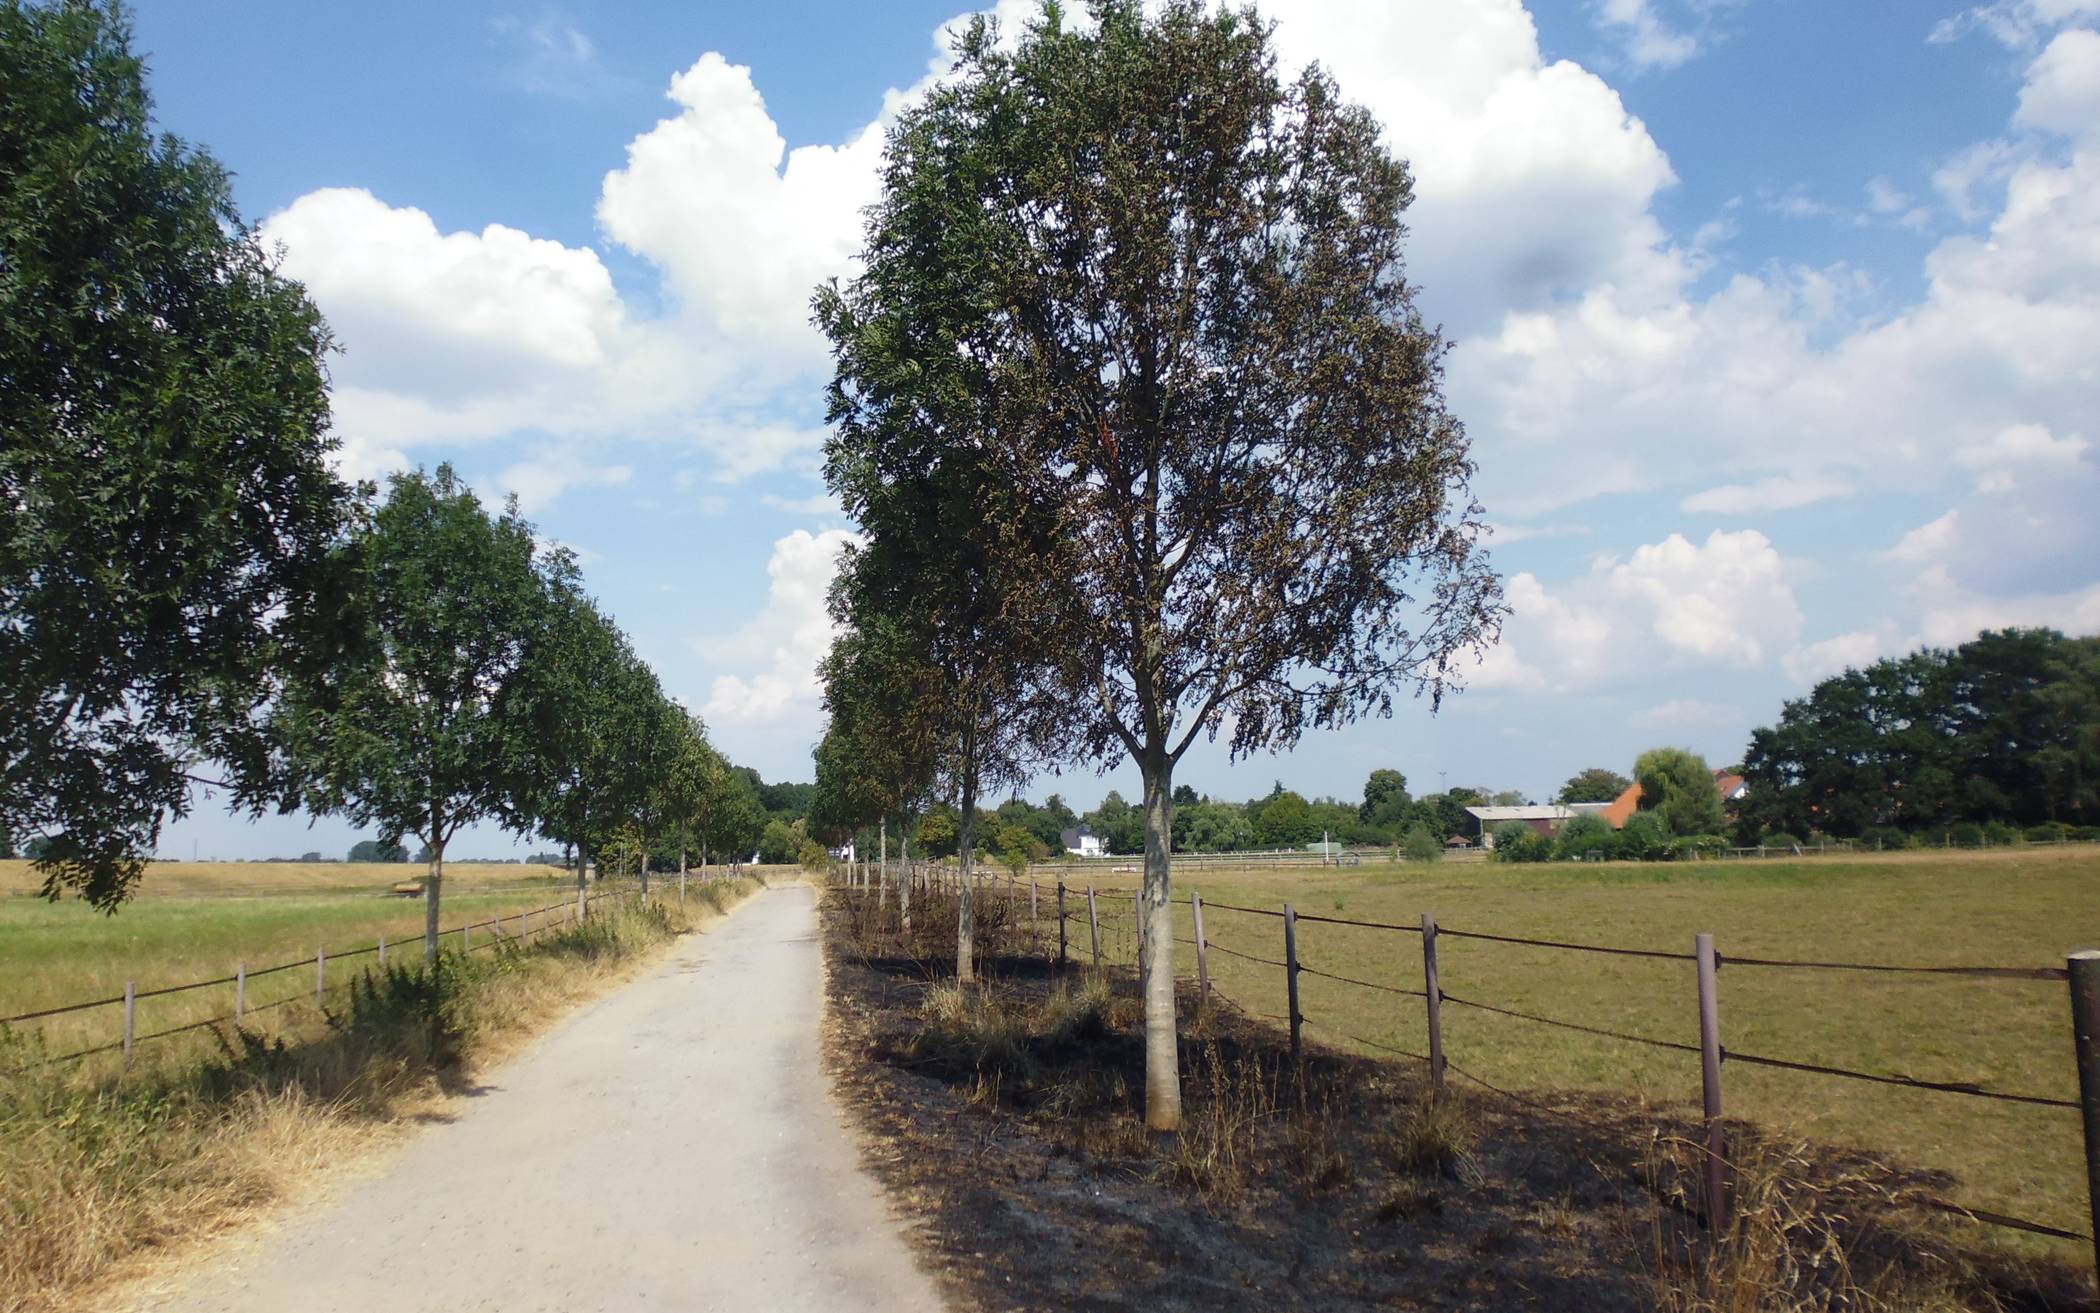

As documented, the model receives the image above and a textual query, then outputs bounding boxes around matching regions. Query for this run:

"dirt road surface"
[134,883,945,1313]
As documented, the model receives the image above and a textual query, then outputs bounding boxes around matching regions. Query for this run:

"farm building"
[1060,825,1107,858]
[1464,803,1612,849]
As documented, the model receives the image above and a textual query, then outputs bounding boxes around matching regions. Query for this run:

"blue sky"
[130,0,2100,859]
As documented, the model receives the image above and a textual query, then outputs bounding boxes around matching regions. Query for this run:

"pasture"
[1022,844,2099,1248]
[4,859,598,1072]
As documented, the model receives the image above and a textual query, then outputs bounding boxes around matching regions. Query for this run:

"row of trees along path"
[809,2,1502,1131]
[1,5,776,935]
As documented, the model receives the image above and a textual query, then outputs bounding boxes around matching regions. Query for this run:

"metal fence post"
[1192,891,1210,1003]
[1284,903,1302,1063]
[1696,931,1729,1231]
[1422,912,1446,1096]
[2067,949,2100,1288]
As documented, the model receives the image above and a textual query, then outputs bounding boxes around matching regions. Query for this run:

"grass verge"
[0,875,763,1313]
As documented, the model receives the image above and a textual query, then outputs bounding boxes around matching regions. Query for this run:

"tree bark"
[575,838,590,921]
[423,801,446,968]
[639,831,650,897]
[957,777,978,985]
[878,815,889,912]
[1140,749,1182,1131]
[900,831,913,932]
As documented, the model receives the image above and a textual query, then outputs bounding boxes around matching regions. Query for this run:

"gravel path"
[137,883,944,1313]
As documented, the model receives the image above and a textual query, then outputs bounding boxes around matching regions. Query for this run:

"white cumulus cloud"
[698,528,857,724]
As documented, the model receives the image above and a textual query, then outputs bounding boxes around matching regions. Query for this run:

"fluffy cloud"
[596,53,885,377]
[492,448,635,514]
[1472,529,1801,690]
[698,528,856,723]
[1782,625,1901,684]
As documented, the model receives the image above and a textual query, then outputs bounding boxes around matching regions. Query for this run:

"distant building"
[1060,825,1106,858]
[1464,803,1611,849]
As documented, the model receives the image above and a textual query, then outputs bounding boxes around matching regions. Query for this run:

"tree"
[1557,768,1631,805]
[1634,747,1726,837]
[915,807,960,860]
[1401,822,1442,863]
[820,3,1501,1129]
[1554,814,1614,860]
[1171,784,1200,809]
[1360,770,1411,826]
[1255,791,1318,847]
[277,466,546,964]
[814,615,942,917]
[1491,821,1551,863]
[348,838,408,863]
[1083,791,1145,854]
[1,1,351,908]
[504,567,662,906]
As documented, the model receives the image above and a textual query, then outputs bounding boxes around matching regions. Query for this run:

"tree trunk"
[680,819,688,877]
[900,830,913,932]
[639,832,650,897]
[424,807,446,968]
[878,815,889,911]
[575,838,590,921]
[1140,748,1182,1131]
[957,779,978,985]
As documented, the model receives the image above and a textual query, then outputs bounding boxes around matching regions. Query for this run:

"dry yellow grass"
[0,857,573,899]
[2,876,770,1313]
[1006,844,2100,1253]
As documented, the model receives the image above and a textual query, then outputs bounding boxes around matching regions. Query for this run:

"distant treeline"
[1739,628,2099,844]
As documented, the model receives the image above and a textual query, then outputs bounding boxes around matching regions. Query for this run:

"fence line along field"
[0,859,584,1069]
[1008,842,2099,1251]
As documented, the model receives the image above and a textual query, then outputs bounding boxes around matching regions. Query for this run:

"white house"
[1060,825,1106,858]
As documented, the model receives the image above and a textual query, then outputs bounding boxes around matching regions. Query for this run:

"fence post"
[2068,949,2100,1288]
[464,920,471,954]
[1284,904,1302,1063]
[1696,931,1728,1231]
[1057,881,1067,968]
[1422,912,1446,1097]
[1191,890,1210,1003]
[235,961,247,1021]
[123,980,136,1060]
[316,947,326,1004]
[378,934,387,968]
[1087,885,1102,970]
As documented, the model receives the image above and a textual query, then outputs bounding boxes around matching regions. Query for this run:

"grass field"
[0,859,752,1075]
[1006,844,2099,1251]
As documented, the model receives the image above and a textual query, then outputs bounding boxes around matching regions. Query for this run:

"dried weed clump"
[1643,1134,2012,1313]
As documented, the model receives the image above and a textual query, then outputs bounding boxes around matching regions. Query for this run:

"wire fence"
[836,860,2099,1256]
[0,875,724,1075]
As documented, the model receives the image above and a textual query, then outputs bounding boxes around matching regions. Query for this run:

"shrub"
[1612,811,1670,861]
[1400,822,1442,863]
[2075,825,2100,843]
[1946,821,1985,848]
[1491,821,1552,863]
[1759,831,1805,852]
[1980,819,2021,847]
[2025,821,2073,843]
[1859,825,1909,851]
[1554,814,1614,861]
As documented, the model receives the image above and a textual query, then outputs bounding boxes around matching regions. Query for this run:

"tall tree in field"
[826,3,1501,1128]
[279,466,545,963]
[1,0,350,907]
